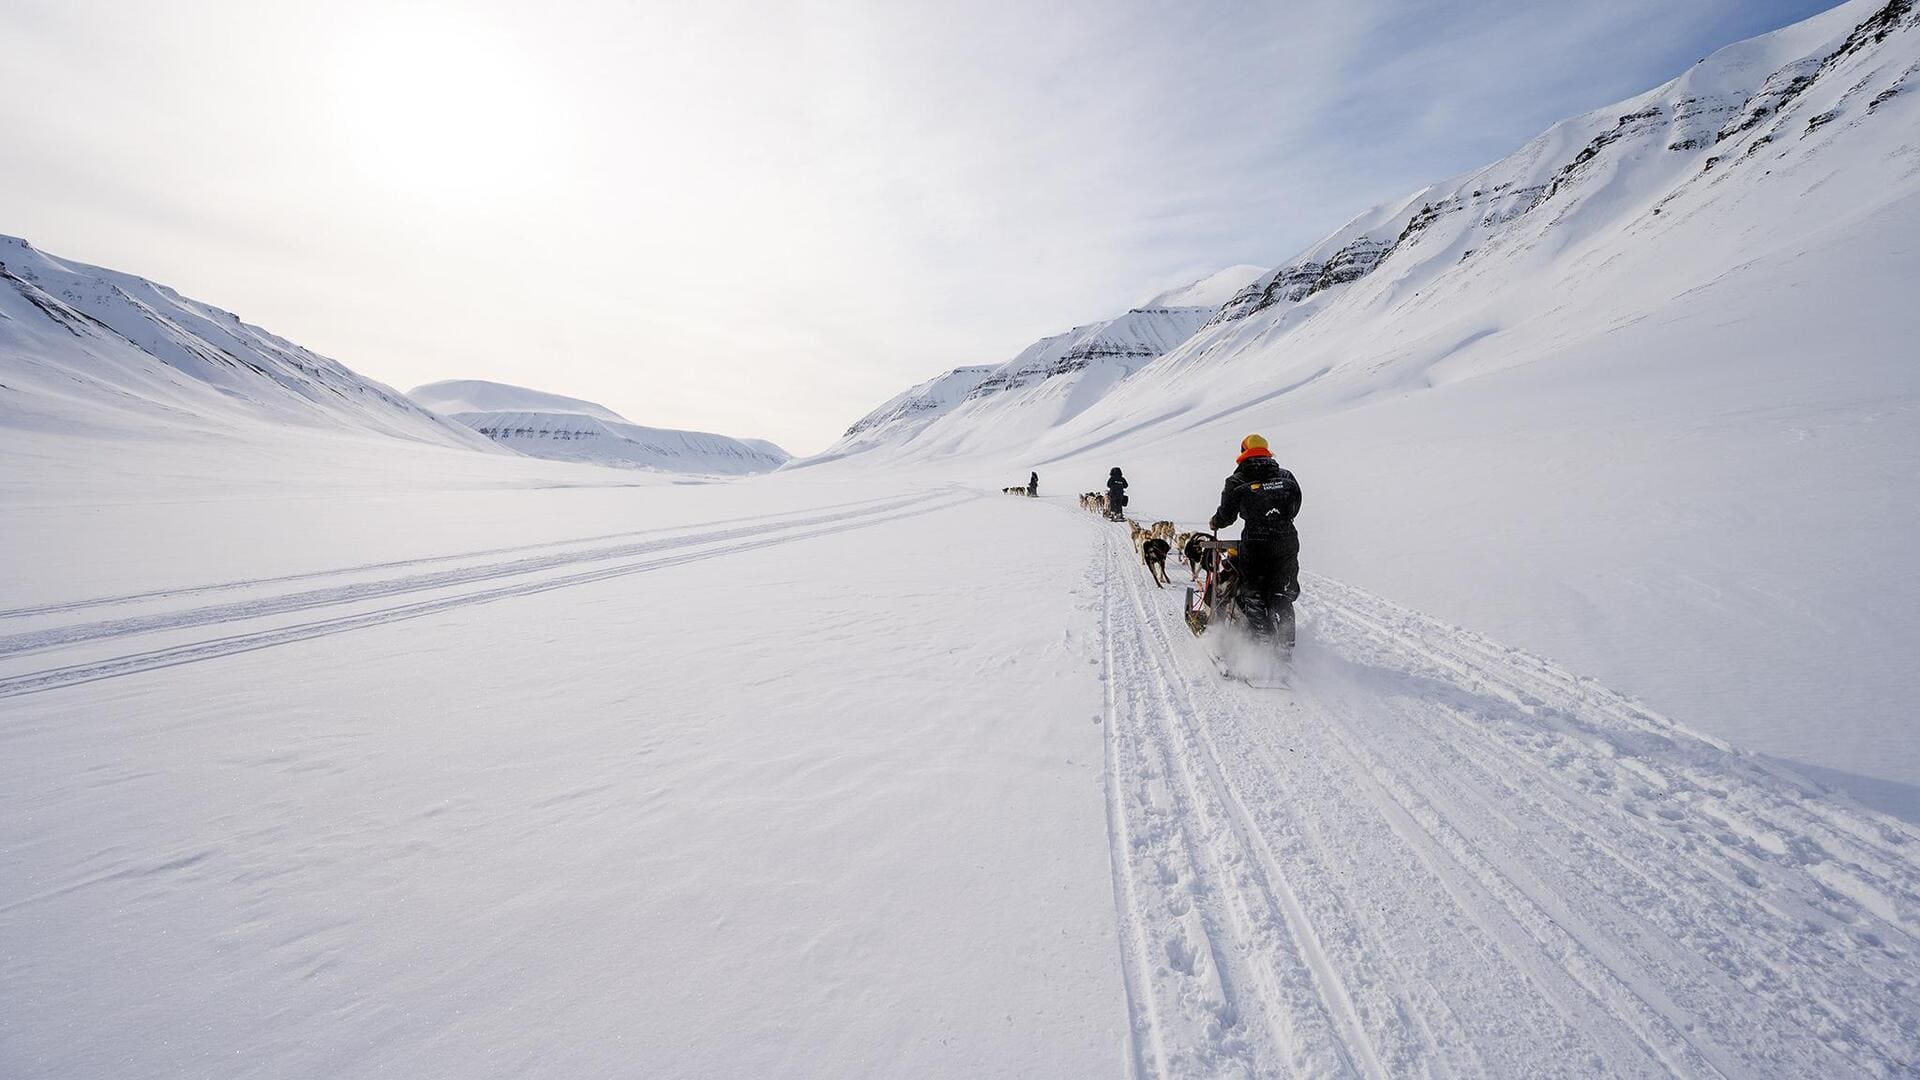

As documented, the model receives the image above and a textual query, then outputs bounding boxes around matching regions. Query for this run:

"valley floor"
[3,473,1916,1077]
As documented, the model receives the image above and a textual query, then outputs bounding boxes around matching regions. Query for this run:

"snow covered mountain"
[409,379,790,475]
[410,379,627,424]
[1140,264,1266,308]
[824,0,1920,809]
[803,364,996,464]
[903,305,1218,458]
[809,269,1263,464]
[0,235,489,450]
[1069,0,1920,429]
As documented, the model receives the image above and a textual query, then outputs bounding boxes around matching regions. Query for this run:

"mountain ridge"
[806,267,1263,464]
[801,0,1920,805]
[409,378,789,475]
[0,234,490,450]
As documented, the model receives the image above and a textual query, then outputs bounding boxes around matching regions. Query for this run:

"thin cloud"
[0,0,1837,452]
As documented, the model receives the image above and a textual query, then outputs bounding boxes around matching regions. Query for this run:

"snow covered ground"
[7,3,1920,1074]
[4,453,1918,1077]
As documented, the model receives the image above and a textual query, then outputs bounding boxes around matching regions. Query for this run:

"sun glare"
[331,16,547,201]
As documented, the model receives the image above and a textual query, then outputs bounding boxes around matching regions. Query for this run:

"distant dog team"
[1057,469,1256,596]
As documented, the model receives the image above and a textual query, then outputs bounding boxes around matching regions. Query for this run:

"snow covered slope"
[409,379,790,475]
[409,379,627,423]
[826,0,1920,813]
[448,410,790,475]
[803,364,995,463]
[900,304,1219,459]
[812,271,1263,465]
[1063,0,1920,423]
[1141,264,1266,308]
[0,235,488,450]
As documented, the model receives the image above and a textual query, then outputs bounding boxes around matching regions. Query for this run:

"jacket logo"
[1249,483,1261,490]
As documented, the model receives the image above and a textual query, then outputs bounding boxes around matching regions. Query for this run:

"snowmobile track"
[1093,523,1920,1078]
[0,492,971,699]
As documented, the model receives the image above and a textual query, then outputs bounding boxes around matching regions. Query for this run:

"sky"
[0,0,1836,454]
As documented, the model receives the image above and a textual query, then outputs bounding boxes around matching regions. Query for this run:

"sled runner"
[1185,539,1292,688]
[1183,540,1239,636]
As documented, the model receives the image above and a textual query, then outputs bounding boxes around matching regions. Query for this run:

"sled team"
[1001,472,1041,497]
[1058,433,1303,654]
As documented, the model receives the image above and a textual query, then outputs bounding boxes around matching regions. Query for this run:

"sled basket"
[1185,586,1209,635]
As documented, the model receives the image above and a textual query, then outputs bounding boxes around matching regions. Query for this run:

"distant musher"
[1208,434,1302,648]
[1105,467,1128,520]
[1028,471,1039,498]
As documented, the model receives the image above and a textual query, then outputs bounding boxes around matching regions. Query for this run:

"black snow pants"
[1234,539,1300,647]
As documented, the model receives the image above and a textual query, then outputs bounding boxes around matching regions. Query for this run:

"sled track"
[1101,531,1375,1077]
[0,492,947,656]
[1096,527,1920,1077]
[0,490,925,623]
[0,491,970,700]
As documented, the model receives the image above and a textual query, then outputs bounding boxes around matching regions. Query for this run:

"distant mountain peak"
[0,235,491,450]
[409,379,631,424]
[1142,265,1269,309]
[408,379,788,475]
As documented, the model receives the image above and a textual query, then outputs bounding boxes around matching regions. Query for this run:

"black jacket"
[1209,455,1301,544]
[1106,473,1128,498]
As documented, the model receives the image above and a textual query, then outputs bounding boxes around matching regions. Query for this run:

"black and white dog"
[1141,537,1172,587]
[1182,531,1216,582]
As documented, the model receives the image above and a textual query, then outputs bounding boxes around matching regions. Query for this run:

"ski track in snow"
[0,490,968,700]
[1093,520,1920,1078]
[0,489,923,623]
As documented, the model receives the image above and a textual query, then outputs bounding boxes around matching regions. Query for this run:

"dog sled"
[1184,539,1291,688]
[1183,539,1238,636]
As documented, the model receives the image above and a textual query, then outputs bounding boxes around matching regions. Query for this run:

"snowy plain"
[5,442,1918,1077]
[2,448,1125,1077]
